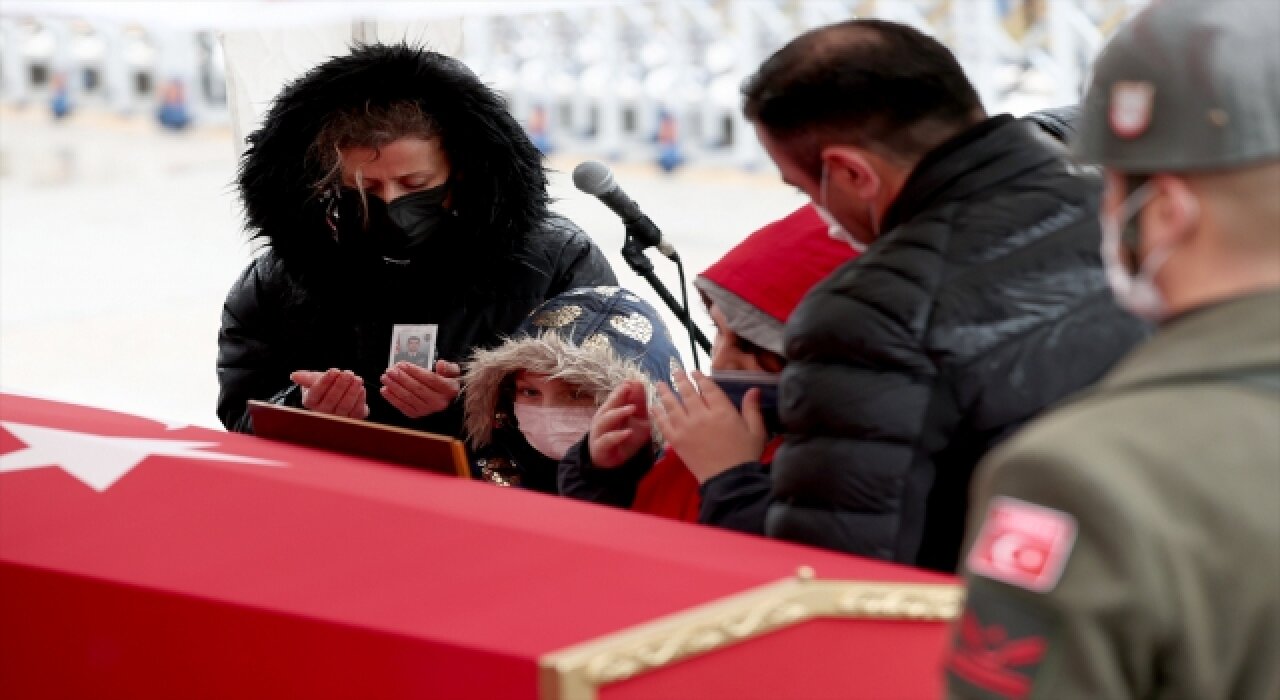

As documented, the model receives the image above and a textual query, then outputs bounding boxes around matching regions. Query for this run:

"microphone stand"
[620,237,710,369]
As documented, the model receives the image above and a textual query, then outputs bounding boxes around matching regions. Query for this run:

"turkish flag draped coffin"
[0,394,958,699]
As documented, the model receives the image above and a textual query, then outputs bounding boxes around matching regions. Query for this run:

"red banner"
[1,393,956,699]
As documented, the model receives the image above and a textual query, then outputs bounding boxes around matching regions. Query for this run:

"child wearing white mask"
[461,287,682,494]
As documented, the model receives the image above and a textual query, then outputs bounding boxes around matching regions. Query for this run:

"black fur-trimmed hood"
[236,43,549,280]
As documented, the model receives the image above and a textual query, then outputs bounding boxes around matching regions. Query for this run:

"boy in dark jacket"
[559,206,855,531]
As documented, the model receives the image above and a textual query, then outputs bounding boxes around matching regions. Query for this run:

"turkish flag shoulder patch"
[967,496,1077,593]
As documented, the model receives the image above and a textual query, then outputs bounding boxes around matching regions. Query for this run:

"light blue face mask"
[816,162,867,253]
[1101,180,1178,321]
[513,403,596,460]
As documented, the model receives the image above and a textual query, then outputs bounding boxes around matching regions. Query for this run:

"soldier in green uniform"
[947,2,1280,698]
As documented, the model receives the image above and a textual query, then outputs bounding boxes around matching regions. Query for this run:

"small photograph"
[389,324,438,370]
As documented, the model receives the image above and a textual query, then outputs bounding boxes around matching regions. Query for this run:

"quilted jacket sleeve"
[1023,105,1079,144]
[558,435,654,507]
[216,254,301,433]
[766,220,959,563]
[544,216,617,294]
[699,461,772,535]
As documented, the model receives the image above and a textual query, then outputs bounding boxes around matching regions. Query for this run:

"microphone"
[572,161,679,260]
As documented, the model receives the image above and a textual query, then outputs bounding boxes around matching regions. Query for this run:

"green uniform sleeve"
[946,442,1174,700]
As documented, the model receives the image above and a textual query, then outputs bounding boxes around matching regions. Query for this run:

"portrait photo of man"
[389,325,437,370]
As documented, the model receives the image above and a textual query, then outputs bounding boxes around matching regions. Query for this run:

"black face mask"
[328,184,453,262]
[385,184,453,255]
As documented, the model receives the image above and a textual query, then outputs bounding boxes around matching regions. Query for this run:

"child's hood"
[695,205,857,355]
[462,287,683,449]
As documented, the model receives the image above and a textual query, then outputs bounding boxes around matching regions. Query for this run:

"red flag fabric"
[0,393,956,699]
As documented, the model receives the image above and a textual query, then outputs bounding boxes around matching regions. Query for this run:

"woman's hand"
[654,371,767,483]
[380,360,461,419]
[589,380,653,468]
[290,368,370,420]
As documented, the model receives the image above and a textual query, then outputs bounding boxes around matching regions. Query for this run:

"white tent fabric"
[1,0,623,153]
[219,20,463,157]
[0,1,613,30]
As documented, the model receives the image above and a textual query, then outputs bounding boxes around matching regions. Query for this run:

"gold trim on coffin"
[538,567,964,700]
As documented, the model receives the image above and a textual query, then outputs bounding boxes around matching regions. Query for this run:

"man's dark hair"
[743,19,984,177]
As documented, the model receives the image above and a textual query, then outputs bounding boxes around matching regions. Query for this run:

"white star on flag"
[0,422,285,492]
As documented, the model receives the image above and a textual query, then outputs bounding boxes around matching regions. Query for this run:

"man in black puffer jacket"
[217,45,615,436]
[742,20,1148,571]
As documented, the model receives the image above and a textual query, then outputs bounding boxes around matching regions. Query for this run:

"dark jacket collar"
[881,114,1060,233]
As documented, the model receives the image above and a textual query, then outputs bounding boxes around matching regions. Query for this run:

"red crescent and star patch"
[947,497,1078,699]
[967,496,1078,593]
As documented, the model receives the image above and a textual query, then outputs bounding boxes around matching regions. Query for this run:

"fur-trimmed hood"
[237,43,549,281]
[463,287,683,449]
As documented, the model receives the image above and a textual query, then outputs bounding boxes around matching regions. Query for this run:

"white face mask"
[817,162,867,253]
[513,403,596,461]
[1100,181,1171,321]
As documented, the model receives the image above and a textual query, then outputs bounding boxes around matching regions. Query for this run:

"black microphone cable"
[577,160,709,370]
[674,256,700,373]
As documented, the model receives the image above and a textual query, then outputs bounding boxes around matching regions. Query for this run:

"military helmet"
[1074,0,1280,173]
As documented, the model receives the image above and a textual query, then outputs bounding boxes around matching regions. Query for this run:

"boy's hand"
[589,380,652,468]
[655,370,767,483]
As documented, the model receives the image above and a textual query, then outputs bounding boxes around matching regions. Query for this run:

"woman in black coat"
[217,44,615,436]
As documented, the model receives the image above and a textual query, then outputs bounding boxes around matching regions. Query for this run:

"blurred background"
[0,0,1146,428]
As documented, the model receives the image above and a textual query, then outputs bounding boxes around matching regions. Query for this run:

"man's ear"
[821,145,882,201]
[1143,174,1202,253]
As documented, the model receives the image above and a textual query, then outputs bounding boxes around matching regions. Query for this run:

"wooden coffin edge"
[538,567,965,700]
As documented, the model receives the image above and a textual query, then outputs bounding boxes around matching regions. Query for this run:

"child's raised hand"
[589,380,652,468]
[654,370,767,483]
